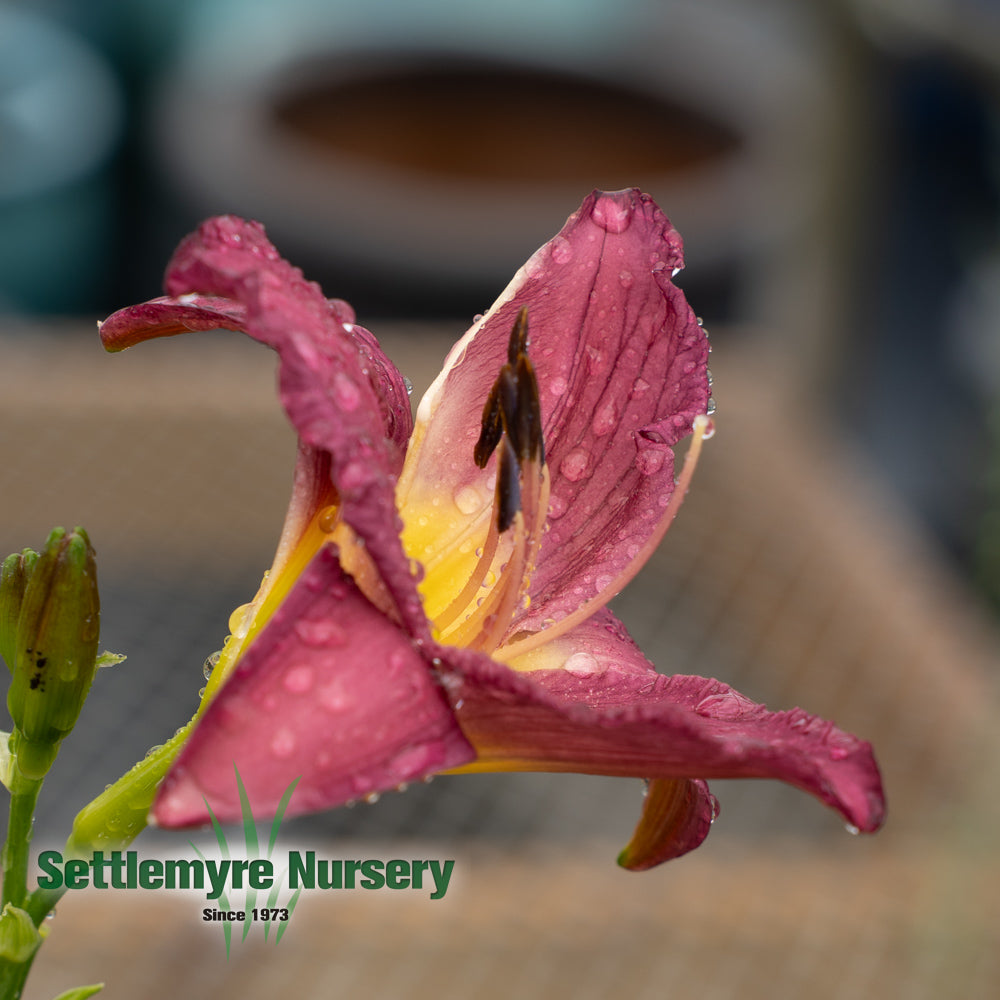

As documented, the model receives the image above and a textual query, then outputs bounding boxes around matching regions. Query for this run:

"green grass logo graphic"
[191,767,302,957]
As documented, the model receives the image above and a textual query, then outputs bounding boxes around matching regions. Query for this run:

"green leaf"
[95,652,126,670]
[0,731,13,792]
[49,984,104,1000]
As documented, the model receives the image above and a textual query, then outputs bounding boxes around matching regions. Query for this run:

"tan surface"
[2,321,998,999]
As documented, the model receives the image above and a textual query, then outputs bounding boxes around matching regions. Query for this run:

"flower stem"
[0,733,47,1000]
[2,735,44,910]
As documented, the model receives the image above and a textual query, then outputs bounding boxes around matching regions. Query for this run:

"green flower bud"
[6,528,100,779]
[1,548,39,672]
[0,903,42,963]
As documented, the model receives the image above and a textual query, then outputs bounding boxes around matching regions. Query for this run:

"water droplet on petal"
[548,375,568,396]
[591,401,619,437]
[550,235,574,264]
[701,417,716,439]
[318,505,338,533]
[547,494,567,520]
[454,486,483,514]
[364,792,381,805]
[591,193,633,234]
[271,728,296,759]
[295,619,346,647]
[695,691,756,720]
[319,680,352,713]
[845,823,860,836]
[586,346,606,375]
[203,650,221,680]
[340,461,369,489]
[560,448,592,482]
[636,449,665,476]
[229,602,255,637]
[563,652,603,677]
[332,372,362,411]
[619,269,635,289]
[283,666,314,694]
[709,794,721,823]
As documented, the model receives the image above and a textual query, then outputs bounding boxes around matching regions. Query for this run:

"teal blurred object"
[0,4,123,313]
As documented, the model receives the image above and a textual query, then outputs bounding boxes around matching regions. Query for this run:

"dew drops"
[319,681,352,712]
[636,448,665,476]
[591,401,619,437]
[364,792,381,805]
[295,619,346,647]
[701,418,716,440]
[586,346,606,375]
[454,486,483,514]
[228,602,255,636]
[283,665,314,694]
[203,651,221,679]
[695,691,756,720]
[351,775,374,796]
[548,375,568,396]
[318,505,338,533]
[547,494,567,520]
[332,372,362,411]
[845,823,860,836]
[550,235,574,264]
[590,193,633,234]
[630,376,650,397]
[339,461,369,489]
[563,652,603,677]
[524,250,545,278]
[80,615,99,643]
[403,376,414,396]
[560,447,592,482]
[618,269,635,289]
[709,794,721,823]
[270,728,296,759]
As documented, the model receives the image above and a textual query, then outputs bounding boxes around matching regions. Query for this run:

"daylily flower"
[99,189,885,868]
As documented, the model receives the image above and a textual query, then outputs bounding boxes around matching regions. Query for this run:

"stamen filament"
[496,413,711,663]
[433,511,501,633]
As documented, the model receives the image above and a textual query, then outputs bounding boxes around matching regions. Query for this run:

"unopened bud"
[1,548,39,672]
[6,528,100,779]
[0,903,42,963]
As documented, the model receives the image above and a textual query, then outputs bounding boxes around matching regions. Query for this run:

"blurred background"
[1,1,998,998]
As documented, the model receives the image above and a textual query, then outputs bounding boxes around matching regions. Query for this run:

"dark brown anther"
[474,306,545,521]
[496,437,522,532]
[515,354,544,464]
[474,380,503,469]
[496,366,521,456]
[507,306,529,367]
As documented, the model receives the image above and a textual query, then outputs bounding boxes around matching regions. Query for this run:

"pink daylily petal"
[436,614,885,835]
[100,293,414,457]
[618,778,716,869]
[153,546,475,826]
[102,217,424,634]
[399,189,709,636]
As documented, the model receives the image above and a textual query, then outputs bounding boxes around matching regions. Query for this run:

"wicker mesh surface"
[1,322,997,999]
